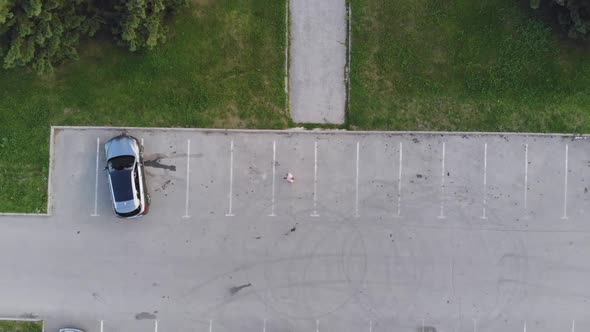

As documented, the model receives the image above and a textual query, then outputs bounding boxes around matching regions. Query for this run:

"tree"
[531,0,590,40]
[1,0,100,74]
[0,0,187,74]
[106,0,187,52]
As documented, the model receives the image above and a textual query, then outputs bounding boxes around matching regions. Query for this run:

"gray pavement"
[290,0,347,124]
[2,127,590,332]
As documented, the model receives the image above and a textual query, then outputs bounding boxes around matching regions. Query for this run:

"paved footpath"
[2,127,590,332]
[290,0,347,124]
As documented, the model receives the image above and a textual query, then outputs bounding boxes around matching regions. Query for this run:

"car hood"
[114,199,140,214]
[105,135,138,161]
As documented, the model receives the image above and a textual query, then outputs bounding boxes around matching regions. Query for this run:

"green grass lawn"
[0,0,287,213]
[349,0,590,132]
[0,320,42,332]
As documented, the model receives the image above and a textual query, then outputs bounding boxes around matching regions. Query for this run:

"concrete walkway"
[290,0,347,124]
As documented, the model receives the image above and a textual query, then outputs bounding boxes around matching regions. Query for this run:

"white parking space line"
[369,320,373,332]
[355,141,360,218]
[269,141,276,217]
[473,318,477,332]
[316,319,320,332]
[91,137,100,217]
[562,144,569,220]
[481,143,488,220]
[263,318,267,332]
[572,319,575,332]
[209,319,213,332]
[524,321,527,332]
[154,319,158,332]
[396,142,403,217]
[524,144,529,210]
[226,140,235,217]
[100,320,104,332]
[438,142,446,219]
[311,141,319,217]
[183,139,191,218]
[421,318,425,332]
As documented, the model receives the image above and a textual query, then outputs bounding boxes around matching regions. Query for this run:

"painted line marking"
[141,138,144,146]
[209,319,213,332]
[438,142,446,219]
[316,319,319,332]
[397,141,403,216]
[355,141,360,218]
[421,318,425,332]
[572,319,575,332]
[311,141,319,217]
[481,143,488,220]
[91,137,100,217]
[562,144,569,220]
[100,320,103,332]
[263,318,267,332]
[269,141,277,217]
[524,144,529,212]
[226,140,235,217]
[154,320,158,332]
[524,321,527,332]
[369,320,373,332]
[473,318,477,332]
[183,139,191,218]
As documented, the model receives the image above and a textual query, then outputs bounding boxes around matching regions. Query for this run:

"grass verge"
[349,0,590,132]
[0,0,287,213]
[0,320,42,332]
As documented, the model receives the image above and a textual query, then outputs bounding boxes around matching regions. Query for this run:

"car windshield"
[110,170,134,202]
[108,155,135,171]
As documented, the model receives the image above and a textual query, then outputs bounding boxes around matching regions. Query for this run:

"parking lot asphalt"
[1,127,590,332]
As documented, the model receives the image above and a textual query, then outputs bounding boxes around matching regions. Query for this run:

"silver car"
[104,134,150,218]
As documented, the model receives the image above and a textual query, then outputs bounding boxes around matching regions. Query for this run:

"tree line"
[531,0,590,40]
[0,0,187,74]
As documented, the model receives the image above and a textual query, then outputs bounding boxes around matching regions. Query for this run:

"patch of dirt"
[63,108,80,115]
[193,0,213,5]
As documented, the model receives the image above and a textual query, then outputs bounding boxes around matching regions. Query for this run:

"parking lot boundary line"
[51,125,589,137]
[311,141,319,217]
[480,143,488,220]
[395,142,403,217]
[269,141,277,217]
[438,142,446,219]
[562,144,569,220]
[154,319,158,332]
[91,137,100,217]
[524,321,527,332]
[183,139,191,218]
[263,318,267,332]
[524,144,529,213]
[0,213,50,217]
[209,319,213,332]
[316,319,319,332]
[100,320,103,332]
[572,319,575,332]
[355,141,360,218]
[226,140,235,217]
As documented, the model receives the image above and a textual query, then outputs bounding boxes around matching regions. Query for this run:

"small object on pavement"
[284,172,295,183]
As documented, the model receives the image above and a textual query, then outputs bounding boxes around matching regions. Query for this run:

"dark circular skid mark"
[255,214,368,319]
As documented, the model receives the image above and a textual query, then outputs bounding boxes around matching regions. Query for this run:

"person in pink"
[284,172,295,183]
